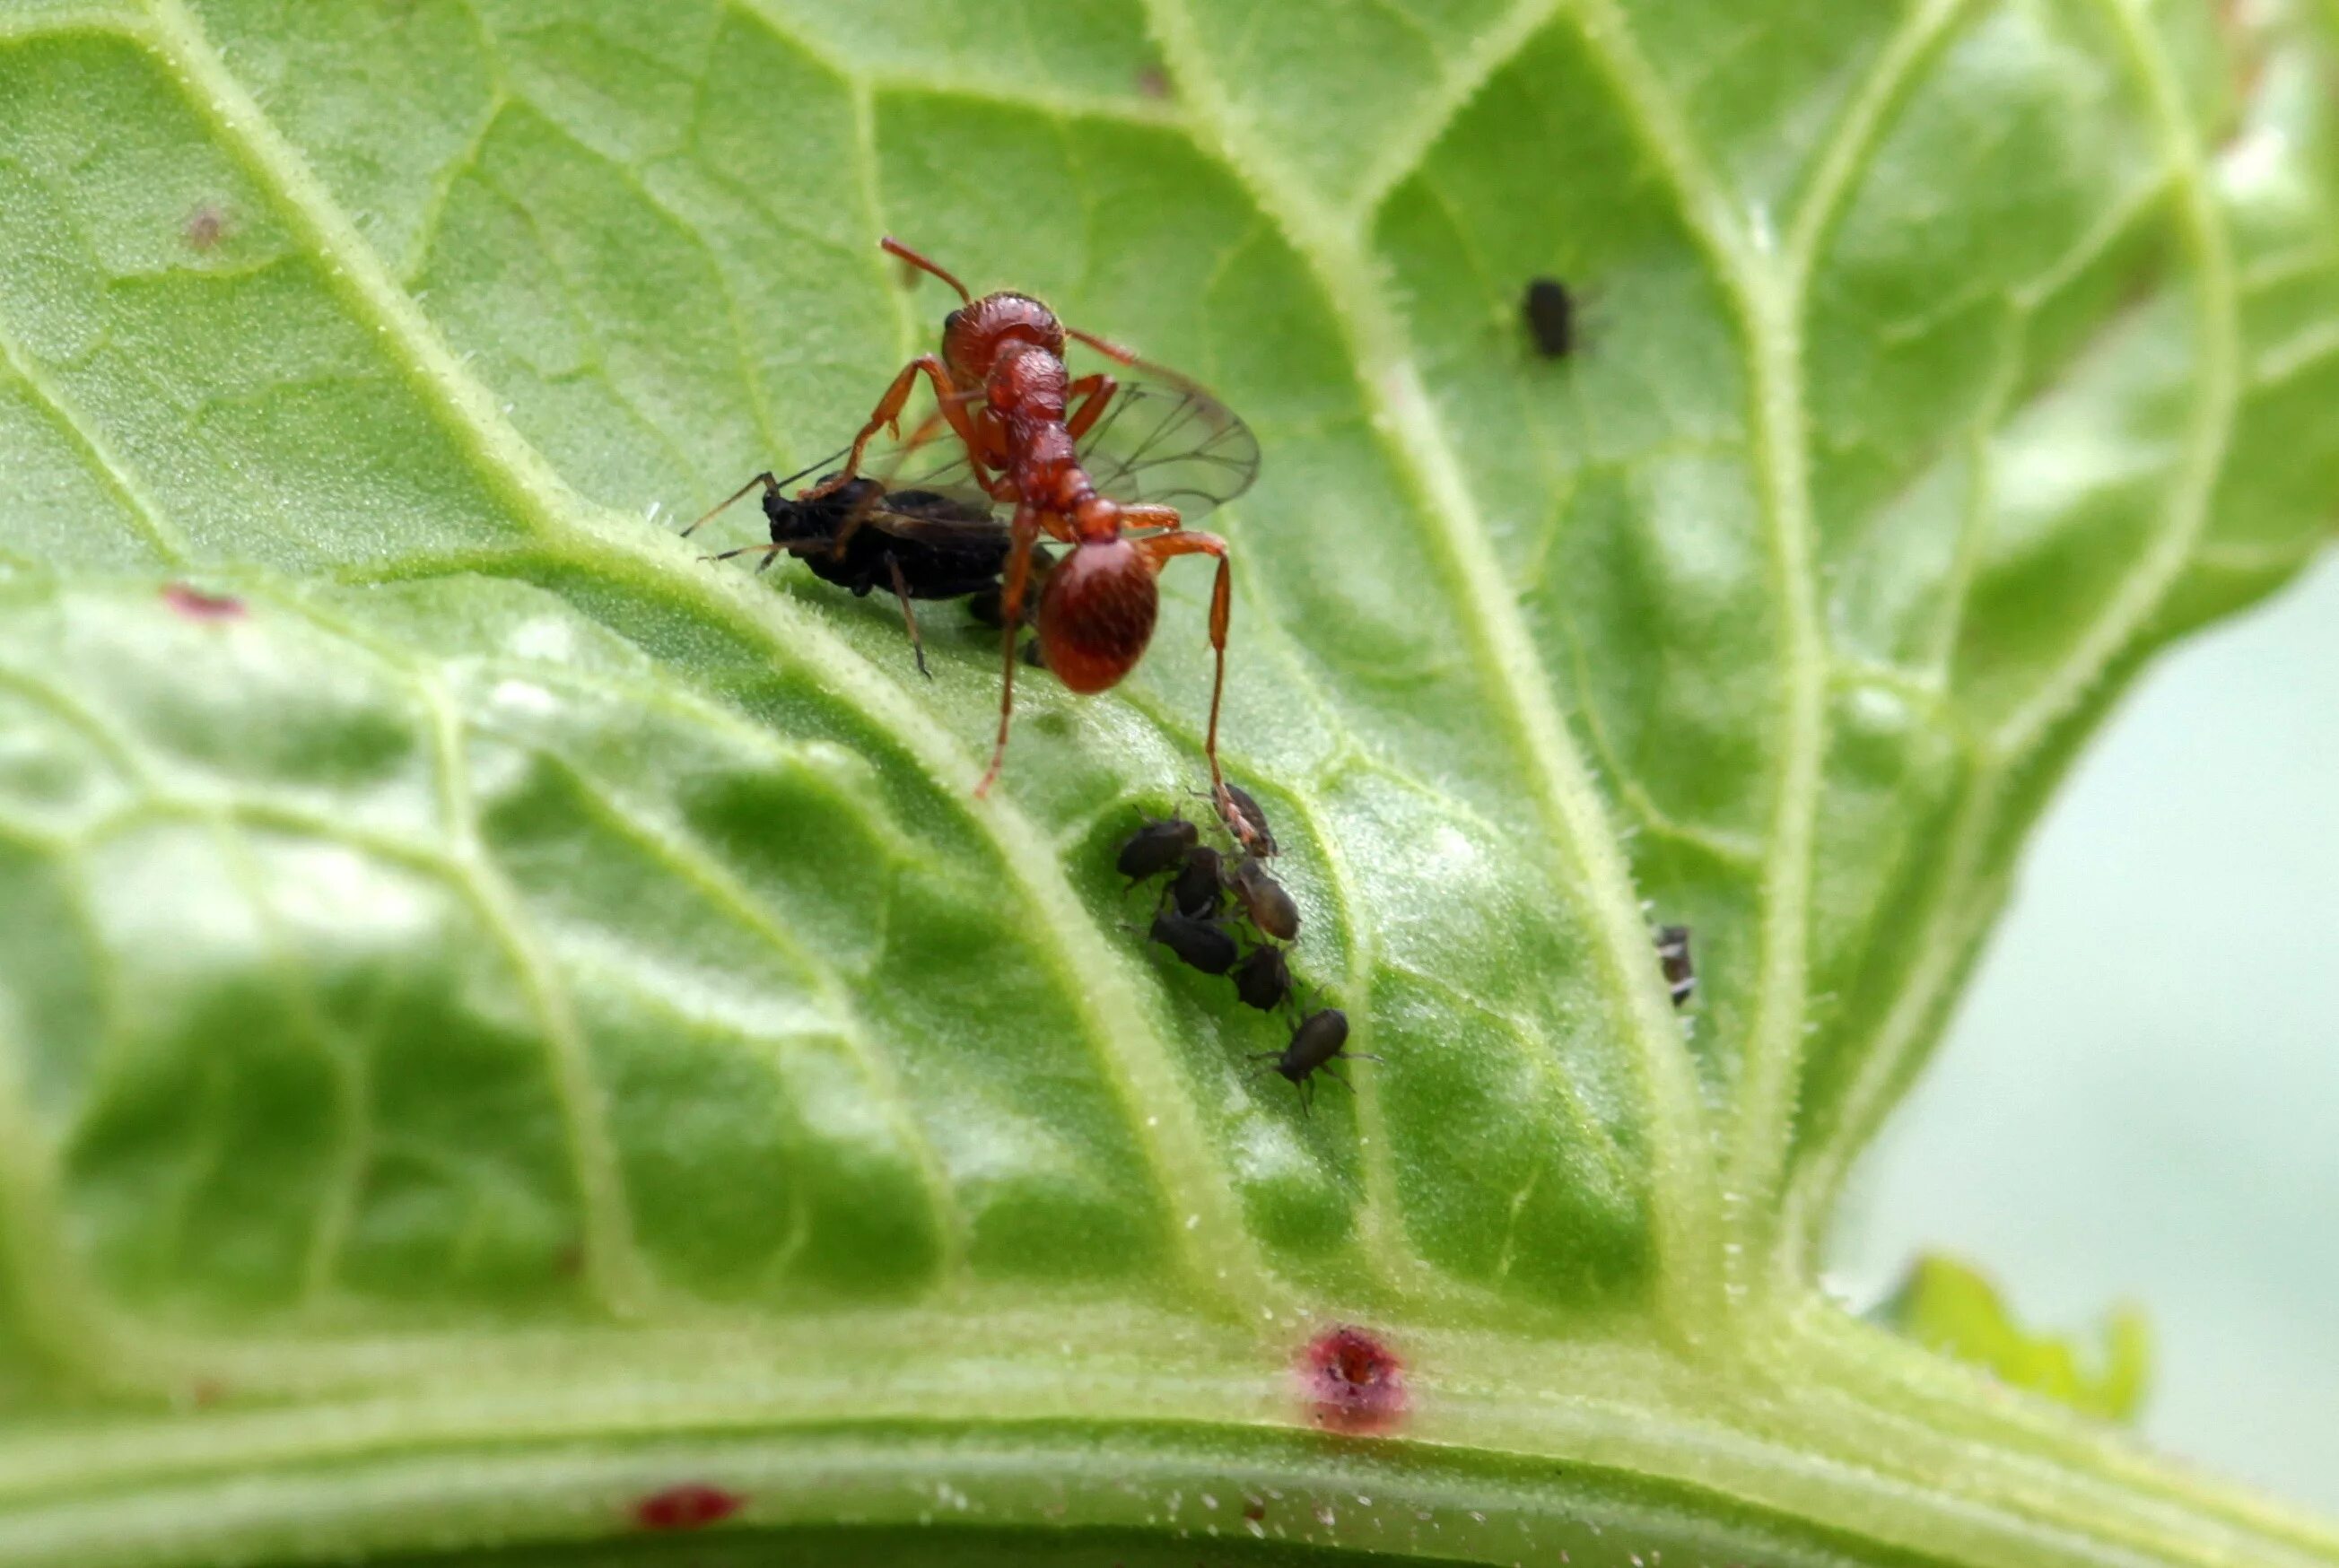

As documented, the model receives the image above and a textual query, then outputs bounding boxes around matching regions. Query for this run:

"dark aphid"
[1214,782,1279,858]
[1229,942,1292,1013]
[1117,814,1198,883]
[1523,276,1573,358]
[1228,855,1299,943]
[1655,924,1695,1008]
[1167,843,1226,919]
[1149,909,1239,976]
[1255,1007,1366,1111]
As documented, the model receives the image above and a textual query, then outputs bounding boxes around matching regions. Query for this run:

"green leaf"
[0,0,2334,1564]
[1880,1253,2151,1423]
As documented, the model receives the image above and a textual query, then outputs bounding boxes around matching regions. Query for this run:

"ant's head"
[943,292,1066,382]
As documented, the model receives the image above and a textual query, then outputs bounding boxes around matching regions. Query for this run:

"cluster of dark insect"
[1118,786,1365,1111]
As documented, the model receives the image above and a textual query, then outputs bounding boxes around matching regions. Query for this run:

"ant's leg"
[683,472,775,539]
[805,356,981,500]
[884,553,932,681]
[1064,373,1120,441]
[974,503,1045,798]
[1133,529,1233,793]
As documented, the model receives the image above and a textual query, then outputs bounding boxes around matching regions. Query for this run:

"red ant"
[811,238,1256,799]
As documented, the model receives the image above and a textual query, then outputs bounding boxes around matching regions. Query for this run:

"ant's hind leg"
[974,503,1046,798]
[884,553,932,681]
[1135,529,1234,790]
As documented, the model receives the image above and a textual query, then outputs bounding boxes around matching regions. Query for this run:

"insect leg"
[1064,372,1121,441]
[1134,528,1233,793]
[974,502,1045,798]
[707,542,791,575]
[807,355,976,501]
[884,552,932,681]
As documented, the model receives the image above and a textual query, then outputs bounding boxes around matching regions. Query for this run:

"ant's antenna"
[883,237,973,304]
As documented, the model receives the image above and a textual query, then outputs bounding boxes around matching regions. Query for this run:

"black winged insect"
[683,462,1043,678]
[686,380,1260,680]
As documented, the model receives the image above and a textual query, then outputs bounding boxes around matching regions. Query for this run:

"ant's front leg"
[806,355,982,500]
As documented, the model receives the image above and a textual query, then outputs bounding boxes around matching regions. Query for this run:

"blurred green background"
[1831,553,2339,1512]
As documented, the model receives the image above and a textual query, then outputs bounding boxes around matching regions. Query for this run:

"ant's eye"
[943,308,964,336]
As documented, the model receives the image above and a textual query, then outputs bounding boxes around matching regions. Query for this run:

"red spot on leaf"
[1300,1324,1406,1435]
[633,1483,745,1531]
[161,584,246,621]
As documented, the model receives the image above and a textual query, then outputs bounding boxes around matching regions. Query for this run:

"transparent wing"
[866,379,1260,520]
[1073,380,1260,519]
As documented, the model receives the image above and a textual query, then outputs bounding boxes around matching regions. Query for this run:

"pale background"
[1830,553,2339,1511]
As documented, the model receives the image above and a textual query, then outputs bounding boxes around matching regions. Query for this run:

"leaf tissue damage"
[0,0,2334,1564]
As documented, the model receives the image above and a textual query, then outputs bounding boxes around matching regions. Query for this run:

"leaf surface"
[0,0,2335,1564]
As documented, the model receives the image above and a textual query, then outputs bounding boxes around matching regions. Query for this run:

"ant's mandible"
[815,238,1239,800]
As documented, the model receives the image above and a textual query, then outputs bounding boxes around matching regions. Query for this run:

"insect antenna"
[680,449,842,538]
[882,236,973,304]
